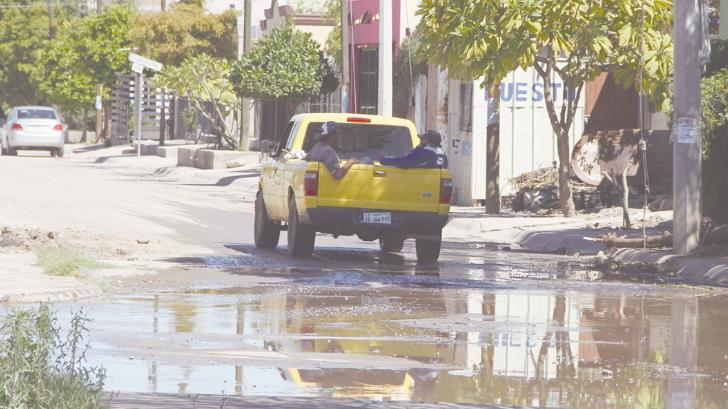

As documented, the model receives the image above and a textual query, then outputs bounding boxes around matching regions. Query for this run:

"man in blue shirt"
[380,130,448,169]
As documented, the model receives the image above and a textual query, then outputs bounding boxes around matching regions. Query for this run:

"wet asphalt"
[46,212,728,408]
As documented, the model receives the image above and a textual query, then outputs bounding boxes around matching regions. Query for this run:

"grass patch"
[0,305,108,408]
[34,246,101,277]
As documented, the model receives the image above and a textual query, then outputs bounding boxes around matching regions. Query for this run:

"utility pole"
[238,0,252,151]
[94,0,103,144]
[94,84,103,143]
[377,0,392,117]
[672,0,703,255]
[134,72,143,157]
[341,0,350,113]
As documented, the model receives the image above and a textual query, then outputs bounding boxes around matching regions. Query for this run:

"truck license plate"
[362,212,391,224]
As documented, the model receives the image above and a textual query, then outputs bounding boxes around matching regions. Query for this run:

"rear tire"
[379,235,405,253]
[416,230,442,262]
[7,147,17,156]
[254,191,281,249]
[287,196,315,258]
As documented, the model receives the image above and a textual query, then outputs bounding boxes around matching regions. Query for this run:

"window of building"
[460,82,473,132]
[357,47,378,115]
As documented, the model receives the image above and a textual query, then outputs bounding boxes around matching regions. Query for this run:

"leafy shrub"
[700,69,728,223]
[0,306,108,409]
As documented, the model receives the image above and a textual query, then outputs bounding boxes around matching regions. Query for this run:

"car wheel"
[287,196,315,258]
[7,147,17,156]
[254,191,281,249]
[379,235,405,253]
[416,230,442,262]
[53,148,64,158]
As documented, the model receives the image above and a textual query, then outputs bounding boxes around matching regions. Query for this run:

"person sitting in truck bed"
[380,130,448,169]
[304,121,360,179]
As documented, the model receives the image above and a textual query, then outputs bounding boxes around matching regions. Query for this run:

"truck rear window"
[303,122,413,160]
[303,122,413,161]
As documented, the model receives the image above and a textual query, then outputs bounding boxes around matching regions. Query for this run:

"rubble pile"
[507,167,602,212]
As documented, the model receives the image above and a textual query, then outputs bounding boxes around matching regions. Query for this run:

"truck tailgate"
[316,165,442,212]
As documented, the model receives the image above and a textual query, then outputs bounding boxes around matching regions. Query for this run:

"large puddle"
[53,280,728,408]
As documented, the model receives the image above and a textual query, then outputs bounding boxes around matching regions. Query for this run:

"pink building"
[344,0,407,114]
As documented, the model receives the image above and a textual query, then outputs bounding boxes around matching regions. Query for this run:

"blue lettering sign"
[515,82,528,102]
[551,83,562,100]
[498,79,567,103]
[532,83,544,102]
[500,82,513,102]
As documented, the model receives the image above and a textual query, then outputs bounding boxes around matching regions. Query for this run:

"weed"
[34,246,101,277]
[595,257,680,279]
[0,305,108,409]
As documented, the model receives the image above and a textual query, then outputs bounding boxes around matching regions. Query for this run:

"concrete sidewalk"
[445,207,728,287]
[444,207,672,254]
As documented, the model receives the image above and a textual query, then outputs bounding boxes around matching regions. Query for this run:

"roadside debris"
[508,167,601,212]
[598,232,673,249]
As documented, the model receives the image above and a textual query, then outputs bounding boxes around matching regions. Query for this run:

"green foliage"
[416,0,673,111]
[156,54,240,149]
[288,0,327,14]
[232,24,326,101]
[130,3,237,66]
[34,246,102,277]
[700,69,728,223]
[417,0,673,216]
[32,6,132,114]
[323,0,342,66]
[0,0,74,109]
[705,39,728,77]
[0,305,108,409]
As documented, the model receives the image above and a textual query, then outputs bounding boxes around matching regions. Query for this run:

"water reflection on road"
[58,281,728,408]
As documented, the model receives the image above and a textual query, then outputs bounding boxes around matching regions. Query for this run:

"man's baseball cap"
[419,130,441,146]
[321,121,339,136]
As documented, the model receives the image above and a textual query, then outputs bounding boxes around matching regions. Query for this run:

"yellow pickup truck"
[254,113,452,261]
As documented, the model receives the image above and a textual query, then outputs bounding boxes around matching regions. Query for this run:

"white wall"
[498,67,585,195]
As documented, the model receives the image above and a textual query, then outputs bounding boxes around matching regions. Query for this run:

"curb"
[609,248,728,287]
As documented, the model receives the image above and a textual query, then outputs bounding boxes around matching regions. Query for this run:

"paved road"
[4,148,728,408]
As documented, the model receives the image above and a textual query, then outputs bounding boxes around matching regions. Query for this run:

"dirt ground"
[0,145,259,301]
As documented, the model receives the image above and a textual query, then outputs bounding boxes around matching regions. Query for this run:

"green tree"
[130,3,237,66]
[700,69,728,223]
[417,0,673,217]
[32,6,131,115]
[323,0,341,66]
[156,54,240,149]
[0,0,74,110]
[288,0,327,14]
[232,24,328,102]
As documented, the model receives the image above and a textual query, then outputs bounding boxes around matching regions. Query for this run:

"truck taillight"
[304,171,319,196]
[440,178,453,204]
[347,117,371,123]
[11,123,22,130]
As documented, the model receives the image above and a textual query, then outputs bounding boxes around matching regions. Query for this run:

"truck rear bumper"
[307,207,449,236]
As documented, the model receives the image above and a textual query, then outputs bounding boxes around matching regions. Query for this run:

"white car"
[1,106,65,157]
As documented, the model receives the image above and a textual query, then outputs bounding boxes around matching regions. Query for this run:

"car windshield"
[303,122,413,161]
[17,109,56,120]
